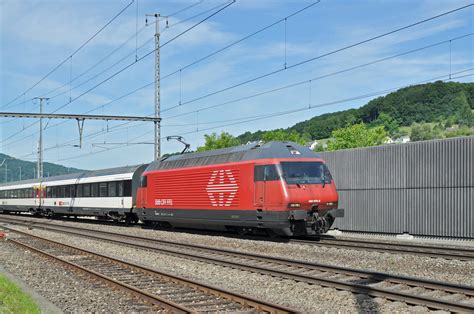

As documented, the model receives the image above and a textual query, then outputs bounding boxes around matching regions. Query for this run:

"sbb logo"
[206,169,238,207]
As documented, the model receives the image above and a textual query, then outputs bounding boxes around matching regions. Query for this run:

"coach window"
[124,180,132,197]
[46,187,52,198]
[91,183,99,197]
[117,181,124,197]
[64,186,70,198]
[52,187,57,198]
[99,183,107,197]
[108,182,117,197]
[83,184,91,197]
[76,184,83,197]
[70,185,75,198]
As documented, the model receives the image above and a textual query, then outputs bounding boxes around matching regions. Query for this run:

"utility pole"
[4,163,7,183]
[34,97,49,179]
[19,166,21,180]
[146,13,161,160]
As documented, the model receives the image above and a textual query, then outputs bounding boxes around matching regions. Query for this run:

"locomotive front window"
[280,162,331,185]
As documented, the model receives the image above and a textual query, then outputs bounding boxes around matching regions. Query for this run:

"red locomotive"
[136,141,343,236]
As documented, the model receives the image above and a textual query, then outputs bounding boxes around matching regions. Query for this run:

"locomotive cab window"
[254,165,279,181]
[280,162,332,185]
[140,175,147,188]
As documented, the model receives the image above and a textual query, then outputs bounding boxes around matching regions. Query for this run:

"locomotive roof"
[147,141,321,171]
[0,164,146,188]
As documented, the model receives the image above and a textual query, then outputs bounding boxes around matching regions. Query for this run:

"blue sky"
[1,0,473,170]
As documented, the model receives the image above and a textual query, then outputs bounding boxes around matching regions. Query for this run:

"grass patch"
[0,273,40,314]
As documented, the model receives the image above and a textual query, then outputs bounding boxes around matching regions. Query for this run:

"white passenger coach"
[0,165,147,222]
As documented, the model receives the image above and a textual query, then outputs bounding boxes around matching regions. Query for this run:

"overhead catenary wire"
[1,0,208,112]
[2,0,135,110]
[164,33,474,120]
[23,67,474,159]
[1,0,317,143]
[16,67,474,162]
[3,33,472,151]
[0,1,236,144]
[12,0,460,138]
[1,3,472,159]
[48,70,473,163]
[161,3,474,113]
[48,0,236,115]
[41,0,208,101]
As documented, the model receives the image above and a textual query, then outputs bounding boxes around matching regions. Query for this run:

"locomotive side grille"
[152,169,240,208]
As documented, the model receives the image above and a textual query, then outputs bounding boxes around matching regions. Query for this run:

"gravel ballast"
[0,238,159,313]
[1,216,472,313]
[15,217,472,285]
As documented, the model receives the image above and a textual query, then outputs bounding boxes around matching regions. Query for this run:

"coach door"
[254,165,279,208]
[117,181,125,208]
[34,185,44,208]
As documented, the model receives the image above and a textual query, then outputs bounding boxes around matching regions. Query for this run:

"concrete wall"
[320,136,473,238]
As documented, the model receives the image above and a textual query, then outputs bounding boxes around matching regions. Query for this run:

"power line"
[0,1,236,144]
[48,0,236,115]
[43,1,209,101]
[3,3,472,150]
[48,70,473,163]
[161,3,474,113]
[2,1,208,111]
[16,68,474,162]
[2,0,135,109]
[0,1,319,142]
[166,0,204,18]
[4,33,472,151]
[164,33,474,120]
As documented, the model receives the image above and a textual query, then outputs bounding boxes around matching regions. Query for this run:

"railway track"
[4,228,293,313]
[1,216,473,312]
[290,237,474,261]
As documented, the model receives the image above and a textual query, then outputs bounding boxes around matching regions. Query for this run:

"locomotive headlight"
[326,202,335,206]
[288,203,301,208]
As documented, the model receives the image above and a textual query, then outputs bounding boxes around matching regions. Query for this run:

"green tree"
[327,123,387,151]
[261,129,307,145]
[196,132,241,152]
[444,127,474,138]
[410,123,442,142]
[445,115,457,128]
[312,143,327,152]
[374,112,400,137]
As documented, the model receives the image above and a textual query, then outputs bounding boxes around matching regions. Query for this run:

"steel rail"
[290,237,474,260]
[4,227,295,314]
[2,214,472,260]
[1,217,473,312]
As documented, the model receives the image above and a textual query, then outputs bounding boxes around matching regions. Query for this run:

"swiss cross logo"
[206,169,238,207]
